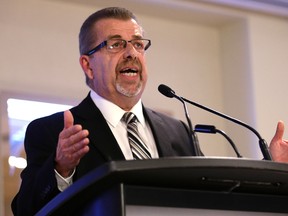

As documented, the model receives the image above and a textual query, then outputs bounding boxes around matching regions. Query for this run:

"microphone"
[158,85,201,156]
[194,124,242,158]
[158,84,272,161]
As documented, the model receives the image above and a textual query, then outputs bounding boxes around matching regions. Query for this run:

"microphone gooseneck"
[194,124,242,158]
[158,84,201,156]
[158,84,273,161]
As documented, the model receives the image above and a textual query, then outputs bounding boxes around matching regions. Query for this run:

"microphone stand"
[195,124,242,158]
[158,84,272,160]
[181,96,272,160]
[173,95,201,156]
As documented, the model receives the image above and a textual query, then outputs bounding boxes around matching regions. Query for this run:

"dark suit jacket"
[11,93,194,216]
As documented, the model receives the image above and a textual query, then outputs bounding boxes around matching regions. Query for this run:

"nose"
[123,42,138,60]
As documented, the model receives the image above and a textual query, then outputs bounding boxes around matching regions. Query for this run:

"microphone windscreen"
[158,84,175,98]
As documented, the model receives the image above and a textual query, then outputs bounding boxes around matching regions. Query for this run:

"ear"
[79,55,94,79]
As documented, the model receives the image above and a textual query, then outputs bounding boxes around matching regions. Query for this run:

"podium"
[36,157,288,215]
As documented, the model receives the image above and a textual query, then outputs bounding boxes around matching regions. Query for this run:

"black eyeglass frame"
[85,39,151,56]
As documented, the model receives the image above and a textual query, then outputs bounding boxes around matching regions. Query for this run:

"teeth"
[122,72,137,76]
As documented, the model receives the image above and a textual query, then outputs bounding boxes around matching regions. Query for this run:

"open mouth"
[120,67,138,76]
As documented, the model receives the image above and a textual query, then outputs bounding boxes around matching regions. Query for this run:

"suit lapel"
[144,108,175,157]
[71,94,125,161]
[70,94,177,161]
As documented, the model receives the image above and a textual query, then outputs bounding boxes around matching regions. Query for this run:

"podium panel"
[36,157,288,216]
[127,206,288,216]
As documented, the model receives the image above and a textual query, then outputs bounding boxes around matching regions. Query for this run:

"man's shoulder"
[28,111,64,129]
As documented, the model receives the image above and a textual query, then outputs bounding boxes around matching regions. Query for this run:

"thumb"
[272,120,285,142]
[64,110,74,129]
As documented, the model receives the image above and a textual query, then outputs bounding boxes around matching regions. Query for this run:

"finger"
[274,120,285,141]
[67,129,89,149]
[64,110,74,129]
[66,140,89,165]
[72,143,90,161]
[70,130,89,152]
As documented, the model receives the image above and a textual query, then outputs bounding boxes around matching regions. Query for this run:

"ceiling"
[202,0,288,17]
[47,0,288,30]
[51,0,288,20]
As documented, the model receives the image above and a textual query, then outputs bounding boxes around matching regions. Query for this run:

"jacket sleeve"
[11,112,64,216]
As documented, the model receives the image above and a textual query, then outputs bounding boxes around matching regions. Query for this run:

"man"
[11,6,288,216]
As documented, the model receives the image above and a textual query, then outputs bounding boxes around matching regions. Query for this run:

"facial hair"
[116,81,142,97]
[115,58,144,97]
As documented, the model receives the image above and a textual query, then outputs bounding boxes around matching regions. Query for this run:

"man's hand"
[270,121,288,163]
[55,110,90,177]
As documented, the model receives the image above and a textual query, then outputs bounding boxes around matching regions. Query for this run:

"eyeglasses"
[85,38,151,56]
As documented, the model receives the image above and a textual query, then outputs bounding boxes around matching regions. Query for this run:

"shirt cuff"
[54,168,75,192]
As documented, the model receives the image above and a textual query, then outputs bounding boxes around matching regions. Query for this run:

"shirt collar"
[90,90,145,128]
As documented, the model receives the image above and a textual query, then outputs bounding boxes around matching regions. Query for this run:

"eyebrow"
[107,34,144,40]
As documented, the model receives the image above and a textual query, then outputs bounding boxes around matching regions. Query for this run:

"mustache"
[116,58,142,71]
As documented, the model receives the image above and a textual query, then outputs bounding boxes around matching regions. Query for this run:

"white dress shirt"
[90,90,159,160]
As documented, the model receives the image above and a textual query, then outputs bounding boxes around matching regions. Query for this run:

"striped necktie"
[123,112,151,159]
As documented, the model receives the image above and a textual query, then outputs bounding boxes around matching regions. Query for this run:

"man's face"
[82,18,148,110]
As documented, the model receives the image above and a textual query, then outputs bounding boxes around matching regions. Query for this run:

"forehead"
[94,18,143,40]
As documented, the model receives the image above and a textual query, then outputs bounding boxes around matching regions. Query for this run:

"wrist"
[55,164,74,178]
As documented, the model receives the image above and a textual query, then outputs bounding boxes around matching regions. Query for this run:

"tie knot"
[123,112,137,124]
